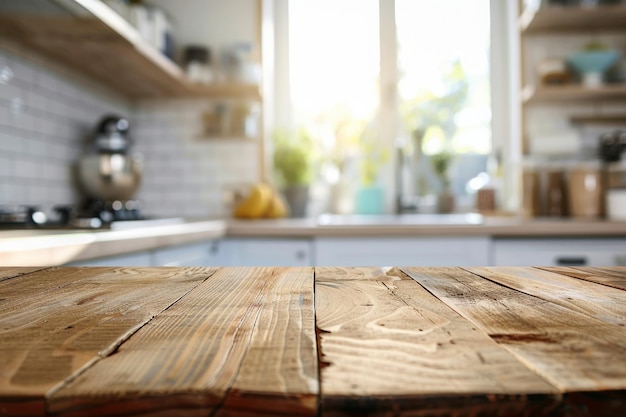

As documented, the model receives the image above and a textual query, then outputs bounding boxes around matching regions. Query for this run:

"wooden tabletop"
[1,266,625,416]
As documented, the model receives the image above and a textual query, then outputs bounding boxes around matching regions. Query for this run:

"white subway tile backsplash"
[2,45,259,219]
[0,105,8,127]
[0,82,20,102]
[0,154,12,177]
[1,182,25,203]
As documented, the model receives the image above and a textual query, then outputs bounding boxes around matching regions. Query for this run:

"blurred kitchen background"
[1,0,626,224]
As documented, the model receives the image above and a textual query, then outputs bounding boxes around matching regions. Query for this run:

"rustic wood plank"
[315,266,409,283]
[217,267,317,417]
[49,267,317,417]
[465,266,626,326]
[0,267,108,300]
[0,267,214,417]
[316,267,558,417]
[540,266,626,291]
[402,267,626,416]
[0,267,47,282]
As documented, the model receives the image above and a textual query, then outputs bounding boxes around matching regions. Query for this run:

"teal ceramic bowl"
[568,50,620,75]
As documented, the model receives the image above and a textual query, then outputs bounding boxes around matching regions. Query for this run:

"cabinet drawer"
[153,241,222,266]
[224,238,312,266]
[493,238,626,266]
[314,237,491,266]
[66,251,153,266]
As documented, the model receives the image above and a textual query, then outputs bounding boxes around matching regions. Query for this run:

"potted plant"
[430,150,455,213]
[273,128,315,217]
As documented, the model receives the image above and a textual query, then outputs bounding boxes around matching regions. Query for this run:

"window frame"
[266,0,515,213]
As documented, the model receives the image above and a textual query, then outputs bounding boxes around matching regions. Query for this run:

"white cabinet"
[67,251,153,267]
[493,238,626,266]
[223,238,313,266]
[152,240,225,266]
[68,240,227,267]
[314,237,491,267]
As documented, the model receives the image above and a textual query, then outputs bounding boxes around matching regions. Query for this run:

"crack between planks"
[459,267,558,305]
[0,266,53,283]
[313,267,324,417]
[43,268,220,411]
[535,265,626,292]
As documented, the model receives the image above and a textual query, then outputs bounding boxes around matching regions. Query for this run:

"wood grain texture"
[402,267,626,394]
[316,267,557,416]
[315,266,408,283]
[0,15,186,98]
[540,266,626,291]
[466,266,626,326]
[49,267,317,417]
[217,267,318,417]
[0,267,47,282]
[0,267,214,416]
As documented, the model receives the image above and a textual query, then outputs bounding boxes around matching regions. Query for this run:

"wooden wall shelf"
[570,114,626,125]
[185,83,261,100]
[522,84,626,104]
[520,4,626,34]
[0,0,260,100]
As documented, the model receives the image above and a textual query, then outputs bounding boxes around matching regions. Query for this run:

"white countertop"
[226,215,626,237]
[2,215,626,266]
[0,220,226,266]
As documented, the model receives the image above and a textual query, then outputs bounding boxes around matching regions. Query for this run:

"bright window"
[396,0,491,155]
[285,0,493,205]
[288,0,379,178]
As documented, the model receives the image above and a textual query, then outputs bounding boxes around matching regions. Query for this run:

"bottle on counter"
[544,165,567,218]
[605,160,626,221]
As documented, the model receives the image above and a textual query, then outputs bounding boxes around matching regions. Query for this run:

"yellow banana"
[233,183,272,219]
[264,190,289,218]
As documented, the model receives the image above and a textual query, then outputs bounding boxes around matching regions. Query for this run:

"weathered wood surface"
[316,267,558,416]
[0,267,47,282]
[50,267,318,417]
[1,266,626,417]
[466,266,626,326]
[403,266,626,416]
[540,266,626,291]
[217,267,317,417]
[0,267,215,416]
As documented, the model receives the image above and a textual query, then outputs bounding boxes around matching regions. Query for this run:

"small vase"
[356,186,384,215]
[437,189,455,214]
[282,185,309,218]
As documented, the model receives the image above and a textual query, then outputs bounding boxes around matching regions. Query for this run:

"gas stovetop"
[0,201,155,230]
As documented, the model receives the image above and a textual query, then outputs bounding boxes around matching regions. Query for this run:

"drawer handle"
[555,256,587,266]
[296,250,306,260]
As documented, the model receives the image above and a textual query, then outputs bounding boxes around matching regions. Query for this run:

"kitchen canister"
[567,162,604,219]
[606,189,626,220]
